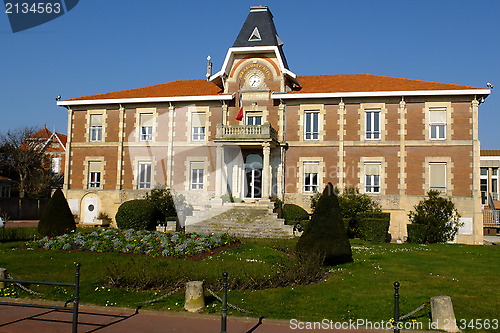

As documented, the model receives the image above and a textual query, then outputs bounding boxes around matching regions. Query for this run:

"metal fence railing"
[0,263,80,333]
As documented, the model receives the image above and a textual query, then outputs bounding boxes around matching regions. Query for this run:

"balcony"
[215,123,278,142]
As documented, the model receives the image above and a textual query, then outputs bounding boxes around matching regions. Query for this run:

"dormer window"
[248,27,261,41]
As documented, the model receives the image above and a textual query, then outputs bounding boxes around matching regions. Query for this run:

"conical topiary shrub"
[38,188,76,237]
[296,183,353,266]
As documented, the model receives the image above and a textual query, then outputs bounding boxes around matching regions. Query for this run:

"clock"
[248,74,262,88]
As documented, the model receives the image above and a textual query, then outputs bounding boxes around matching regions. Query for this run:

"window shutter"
[191,161,205,170]
[89,161,101,172]
[192,113,206,127]
[365,163,381,176]
[430,108,446,123]
[140,113,153,126]
[90,114,102,126]
[430,163,446,188]
[304,162,319,174]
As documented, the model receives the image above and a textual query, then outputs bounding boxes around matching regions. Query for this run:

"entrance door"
[244,154,262,199]
[83,197,98,224]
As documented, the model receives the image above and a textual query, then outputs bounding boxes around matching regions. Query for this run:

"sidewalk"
[0,301,430,333]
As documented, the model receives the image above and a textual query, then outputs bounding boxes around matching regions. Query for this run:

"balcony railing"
[483,209,500,226]
[215,123,278,141]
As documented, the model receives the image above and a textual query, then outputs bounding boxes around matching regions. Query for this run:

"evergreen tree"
[38,188,76,237]
[296,183,353,266]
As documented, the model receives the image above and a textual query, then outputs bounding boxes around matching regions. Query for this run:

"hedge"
[283,204,309,225]
[407,224,428,244]
[115,199,161,231]
[357,212,391,242]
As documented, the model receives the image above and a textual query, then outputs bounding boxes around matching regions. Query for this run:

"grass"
[0,235,499,332]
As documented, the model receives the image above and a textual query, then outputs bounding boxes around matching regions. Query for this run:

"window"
[365,109,380,140]
[364,163,381,193]
[303,162,319,192]
[304,111,319,140]
[88,161,101,188]
[190,162,204,190]
[246,114,262,125]
[139,113,153,141]
[492,168,498,200]
[89,114,103,142]
[51,157,61,174]
[192,112,206,141]
[138,162,152,189]
[429,108,446,140]
[429,163,446,191]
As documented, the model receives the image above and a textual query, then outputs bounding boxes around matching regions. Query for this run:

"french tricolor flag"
[236,87,244,121]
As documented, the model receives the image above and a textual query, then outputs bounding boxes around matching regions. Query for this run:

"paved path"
[0,302,430,333]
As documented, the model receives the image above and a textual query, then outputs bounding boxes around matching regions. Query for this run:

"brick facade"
[57,6,490,244]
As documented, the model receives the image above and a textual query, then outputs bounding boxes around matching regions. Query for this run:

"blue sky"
[1,0,499,148]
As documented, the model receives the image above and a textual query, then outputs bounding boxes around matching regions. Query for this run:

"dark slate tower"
[209,6,299,91]
[232,6,289,69]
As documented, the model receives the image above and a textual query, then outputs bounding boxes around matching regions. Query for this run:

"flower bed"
[27,229,238,258]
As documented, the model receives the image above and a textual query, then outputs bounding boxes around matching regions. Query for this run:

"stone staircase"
[185,202,294,238]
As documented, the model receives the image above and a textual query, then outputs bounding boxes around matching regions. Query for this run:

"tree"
[297,183,353,266]
[38,188,76,237]
[0,127,52,198]
[408,190,462,243]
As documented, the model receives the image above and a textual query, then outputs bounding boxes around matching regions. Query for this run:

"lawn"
[0,233,499,332]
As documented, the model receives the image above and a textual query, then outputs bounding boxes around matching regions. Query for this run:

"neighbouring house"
[57,6,490,243]
[26,126,67,177]
[0,176,12,198]
[480,150,500,235]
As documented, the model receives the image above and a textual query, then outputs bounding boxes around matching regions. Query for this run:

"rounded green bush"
[115,199,161,231]
[283,204,309,224]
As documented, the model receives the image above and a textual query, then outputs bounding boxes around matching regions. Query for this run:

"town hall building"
[58,6,490,244]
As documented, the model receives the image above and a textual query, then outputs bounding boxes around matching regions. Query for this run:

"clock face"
[248,74,262,88]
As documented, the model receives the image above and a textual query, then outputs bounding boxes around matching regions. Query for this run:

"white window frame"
[429,107,447,140]
[365,109,381,140]
[192,126,206,141]
[138,162,152,189]
[51,157,61,174]
[246,114,263,126]
[364,163,381,193]
[190,162,205,190]
[140,126,153,141]
[90,126,102,142]
[304,111,319,140]
[303,162,319,192]
[89,171,101,188]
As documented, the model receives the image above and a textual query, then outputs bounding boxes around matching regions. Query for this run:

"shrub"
[115,199,161,231]
[0,227,40,242]
[406,224,427,244]
[407,190,462,243]
[37,188,76,237]
[311,187,381,238]
[283,204,309,225]
[144,188,177,221]
[357,212,391,242]
[296,183,353,266]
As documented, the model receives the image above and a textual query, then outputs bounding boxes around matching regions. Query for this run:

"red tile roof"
[481,150,500,156]
[69,80,223,101]
[294,74,482,94]
[28,127,67,151]
[67,74,484,101]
